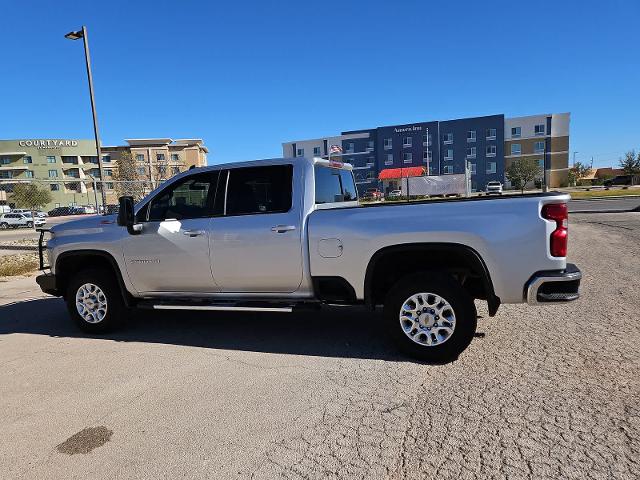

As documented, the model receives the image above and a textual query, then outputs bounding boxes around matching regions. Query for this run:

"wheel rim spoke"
[398,292,456,347]
[75,283,108,324]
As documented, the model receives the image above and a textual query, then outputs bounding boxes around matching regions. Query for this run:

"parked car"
[37,157,581,362]
[387,189,403,199]
[485,181,503,195]
[34,211,48,218]
[604,175,633,187]
[0,213,45,229]
[48,206,80,217]
[361,188,382,201]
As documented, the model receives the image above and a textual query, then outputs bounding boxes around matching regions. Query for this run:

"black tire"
[65,268,127,333]
[26,221,33,228]
[383,272,477,363]
[0,222,7,229]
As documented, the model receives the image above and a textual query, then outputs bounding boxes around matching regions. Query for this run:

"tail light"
[542,203,568,257]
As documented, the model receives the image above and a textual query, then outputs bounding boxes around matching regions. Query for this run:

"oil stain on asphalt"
[56,426,113,455]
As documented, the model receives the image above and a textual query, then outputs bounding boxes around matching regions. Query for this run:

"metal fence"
[0,179,155,215]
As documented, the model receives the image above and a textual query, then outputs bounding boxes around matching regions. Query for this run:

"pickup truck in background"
[36,157,582,362]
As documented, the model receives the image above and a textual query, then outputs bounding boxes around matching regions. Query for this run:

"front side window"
[314,165,357,204]
[148,173,216,221]
[226,165,293,215]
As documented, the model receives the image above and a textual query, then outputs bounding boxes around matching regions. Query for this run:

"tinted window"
[148,173,215,221]
[225,165,292,216]
[314,166,357,204]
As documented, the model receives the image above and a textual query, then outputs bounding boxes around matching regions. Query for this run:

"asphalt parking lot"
[1,212,639,479]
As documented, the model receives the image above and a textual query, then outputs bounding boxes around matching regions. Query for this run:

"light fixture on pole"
[65,26,107,211]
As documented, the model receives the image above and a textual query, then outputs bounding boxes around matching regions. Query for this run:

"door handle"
[271,225,296,233]
[183,229,205,237]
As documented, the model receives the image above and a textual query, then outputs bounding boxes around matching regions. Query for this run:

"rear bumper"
[36,273,60,296]
[526,263,582,304]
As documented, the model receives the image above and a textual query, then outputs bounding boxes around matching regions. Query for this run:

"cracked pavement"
[0,212,638,479]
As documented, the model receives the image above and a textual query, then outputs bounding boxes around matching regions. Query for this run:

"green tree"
[569,161,591,186]
[619,150,640,183]
[113,151,146,201]
[10,183,52,210]
[506,158,542,193]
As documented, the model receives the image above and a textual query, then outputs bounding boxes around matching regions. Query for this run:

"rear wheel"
[26,221,33,228]
[0,222,7,229]
[65,268,127,333]
[383,272,477,362]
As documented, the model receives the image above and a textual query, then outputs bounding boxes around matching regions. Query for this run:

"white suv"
[485,181,503,195]
[0,213,46,229]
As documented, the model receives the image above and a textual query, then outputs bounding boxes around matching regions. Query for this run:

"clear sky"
[1,0,638,168]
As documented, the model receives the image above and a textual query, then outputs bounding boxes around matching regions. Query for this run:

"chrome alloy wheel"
[399,292,456,347]
[75,283,108,324]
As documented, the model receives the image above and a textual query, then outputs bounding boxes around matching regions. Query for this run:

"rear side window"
[314,166,357,204]
[225,165,293,216]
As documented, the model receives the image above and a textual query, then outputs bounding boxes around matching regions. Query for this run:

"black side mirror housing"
[117,196,139,235]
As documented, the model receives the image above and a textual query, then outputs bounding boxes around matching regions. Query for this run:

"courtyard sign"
[18,140,79,149]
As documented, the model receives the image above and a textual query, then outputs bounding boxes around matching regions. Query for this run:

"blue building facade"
[341,114,505,194]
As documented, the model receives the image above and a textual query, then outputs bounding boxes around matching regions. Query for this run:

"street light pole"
[65,26,107,212]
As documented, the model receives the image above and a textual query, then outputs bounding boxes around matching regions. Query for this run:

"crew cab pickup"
[36,157,581,361]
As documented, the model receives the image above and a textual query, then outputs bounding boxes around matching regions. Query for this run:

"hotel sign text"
[19,140,79,149]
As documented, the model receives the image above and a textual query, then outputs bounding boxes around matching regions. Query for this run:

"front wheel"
[65,268,127,333]
[0,222,8,229]
[383,272,477,362]
[26,221,33,228]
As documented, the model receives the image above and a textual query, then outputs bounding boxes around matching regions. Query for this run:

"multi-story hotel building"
[0,138,208,209]
[283,112,570,193]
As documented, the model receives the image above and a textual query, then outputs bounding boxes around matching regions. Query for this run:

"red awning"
[378,167,425,180]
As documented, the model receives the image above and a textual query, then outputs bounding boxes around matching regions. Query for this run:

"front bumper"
[526,263,582,304]
[36,273,60,296]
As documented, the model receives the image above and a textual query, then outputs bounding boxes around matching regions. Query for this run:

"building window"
[48,169,58,178]
[313,146,321,156]
[534,141,545,153]
[538,158,545,169]
[47,156,56,163]
[444,133,453,144]
[156,153,165,161]
[50,183,60,191]
[444,148,453,160]
[486,162,497,174]
[137,167,146,175]
[296,148,304,157]
[486,145,496,157]
[469,163,477,175]
[466,147,476,158]
[135,154,145,161]
[423,134,432,146]
[104,182,114,190]
[511,127,521,138]
[23,156,32,164]
[486,128,496,139]
[172,167,180,175]
[171,154,180,162]
[104,169,113,177]
[423,150,432,161]
[25,170,34,178]
[102,155,111,163]
[346,143,355,153]
[403,137,412,148]
[385,154,393,166]
[366,141,374,152]
[511,144,522,155]
[384,138,392,150]
[535,124,545,136]
[367,156,375,166]
[443,165,453,174]
[0,157,10,165]
[403,152,413,163]
[467,130,476,142]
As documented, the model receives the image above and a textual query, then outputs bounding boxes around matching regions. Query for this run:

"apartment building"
[0,138,208,209]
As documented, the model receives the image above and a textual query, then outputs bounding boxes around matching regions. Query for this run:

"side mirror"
[117,196,140,235]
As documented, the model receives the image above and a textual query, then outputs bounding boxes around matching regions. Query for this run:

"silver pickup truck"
[36,157,581,361]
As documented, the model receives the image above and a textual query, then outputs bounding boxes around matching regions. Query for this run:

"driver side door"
[121,171,221,294]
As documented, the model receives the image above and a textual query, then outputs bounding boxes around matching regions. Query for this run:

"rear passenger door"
[209,164,303,293]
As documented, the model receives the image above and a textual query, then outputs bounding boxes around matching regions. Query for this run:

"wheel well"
[55,251,131,306]
[365,243,500,315]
